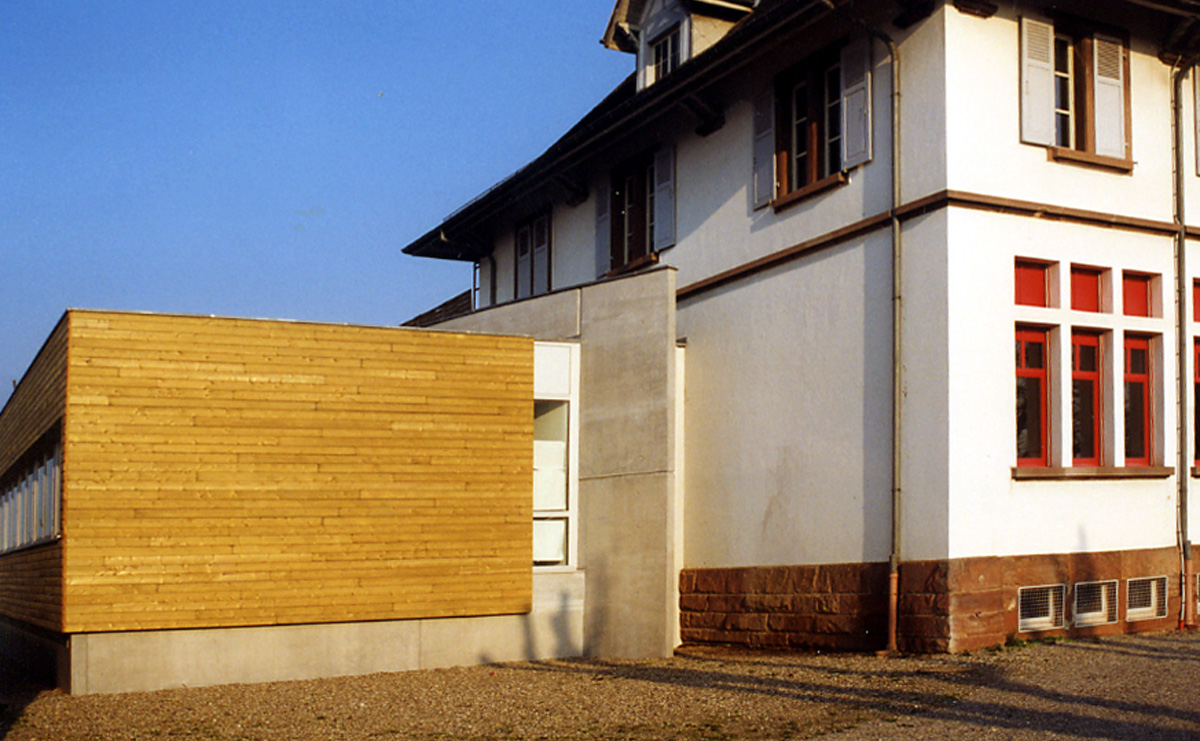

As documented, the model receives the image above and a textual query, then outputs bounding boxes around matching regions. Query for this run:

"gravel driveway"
[1,631,1197,740]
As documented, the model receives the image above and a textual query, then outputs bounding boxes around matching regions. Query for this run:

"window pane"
[1017,376,1043,461]
[1128,347,1147,375]
[1073,379,1096,461]
[1076,343,1097,372]
[533,401,569,512]
[1125,380,1146,461]
[533,518,567,566]
[1025,339,1044,369]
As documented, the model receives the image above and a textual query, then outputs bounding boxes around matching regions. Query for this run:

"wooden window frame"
[1017,326,1051,467]
[1193,339,1199,465]
[1022,16,1132,171]
[650,25,681,85]
[1124,334,1152,466]
[1072,331,1103,466]
[609,153,655,274]
[775,47,843,197]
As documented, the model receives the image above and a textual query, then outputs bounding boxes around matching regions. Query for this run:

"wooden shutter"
[653,146,676,249]
[595,174,610,277]
[1020,17,1055,146]
[840,38,872,169]
[1092,34,1126,159]
[752,89,776,209]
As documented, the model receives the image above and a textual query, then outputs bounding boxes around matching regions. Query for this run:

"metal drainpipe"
[1172,61,1196,628]
[885,32,902,655]
[820,0,902,654]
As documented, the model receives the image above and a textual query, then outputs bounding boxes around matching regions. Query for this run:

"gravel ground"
[0,631,1196,740]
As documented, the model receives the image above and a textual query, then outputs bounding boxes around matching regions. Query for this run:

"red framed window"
[1016,261,1049,307]
[1122,273,1151,317]
[1194,339,1200,464]
[1071,267,1102,312]
[1072,332,1102,466]
[1016,327,1050,466]
[1123,335,1151,466]
[1192,280,1199,322]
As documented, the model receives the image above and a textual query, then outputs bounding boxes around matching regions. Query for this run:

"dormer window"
[650,25,681,84]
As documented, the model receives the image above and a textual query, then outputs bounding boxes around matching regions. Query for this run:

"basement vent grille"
[1126,576,1168,621]
[1018,583,1065,632]
[1073,580,1118,626]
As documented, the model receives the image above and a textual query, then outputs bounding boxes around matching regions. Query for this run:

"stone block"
[948,556,1004,592]
[900,592,950,616]
[900,614,950,639]
[678,594,708,612]
[901,559,949,593]
[678,570,697,594]
[708,595,747,613]
[693,569,727,595]
[724,613,768,632]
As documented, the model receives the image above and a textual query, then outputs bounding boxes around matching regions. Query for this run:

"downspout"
[821,0,902,654]
[884,31,903,655]
[1172,60,1196,628]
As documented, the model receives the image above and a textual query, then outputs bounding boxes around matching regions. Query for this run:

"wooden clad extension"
[0,316,68,631]
[60,310,534,633]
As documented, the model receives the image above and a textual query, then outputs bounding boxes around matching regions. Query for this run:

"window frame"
[532,342,580,572]
[1123,334,1153,466]
[1021,16,1132,170]
[605,147,674,276]
[1071,330,1104,467]
[775,47,844,196]
[514,213,551,300]
[649,25,681,85]
[754,38,872,210]
[1016,326,1051,467]
[0,426,62,555]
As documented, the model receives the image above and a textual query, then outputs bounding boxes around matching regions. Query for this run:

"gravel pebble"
[0,631,1196,740]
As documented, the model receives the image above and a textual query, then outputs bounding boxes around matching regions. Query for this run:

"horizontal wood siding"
[0,543,63,630]
[0,316,68,630]
[61,311,533,633]
[0,315,67,475]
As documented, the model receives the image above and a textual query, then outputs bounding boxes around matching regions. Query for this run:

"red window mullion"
[1072,332,1102,467]
[1124,335,1151,466]
[1016,327,1049,467]
[1194,339,1200,465]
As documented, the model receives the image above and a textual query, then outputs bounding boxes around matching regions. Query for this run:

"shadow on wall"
[477,587,586,666]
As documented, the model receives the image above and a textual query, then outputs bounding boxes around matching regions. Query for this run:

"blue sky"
[0,1,631,406]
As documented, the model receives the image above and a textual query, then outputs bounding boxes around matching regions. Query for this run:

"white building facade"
[405,0,1200,652]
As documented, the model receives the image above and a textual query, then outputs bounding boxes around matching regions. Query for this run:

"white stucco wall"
[943,7,1191,222]
[944,208,1179,559]
[677,232,894,568]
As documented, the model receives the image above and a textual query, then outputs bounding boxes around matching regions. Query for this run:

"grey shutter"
[532,215,550,295]
[1092,34,1126,159]
[653,146,676,249]
[752,89,776,209]
[1020,17,1055,146]
[840,38,872,169]
[595,174,611,277]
